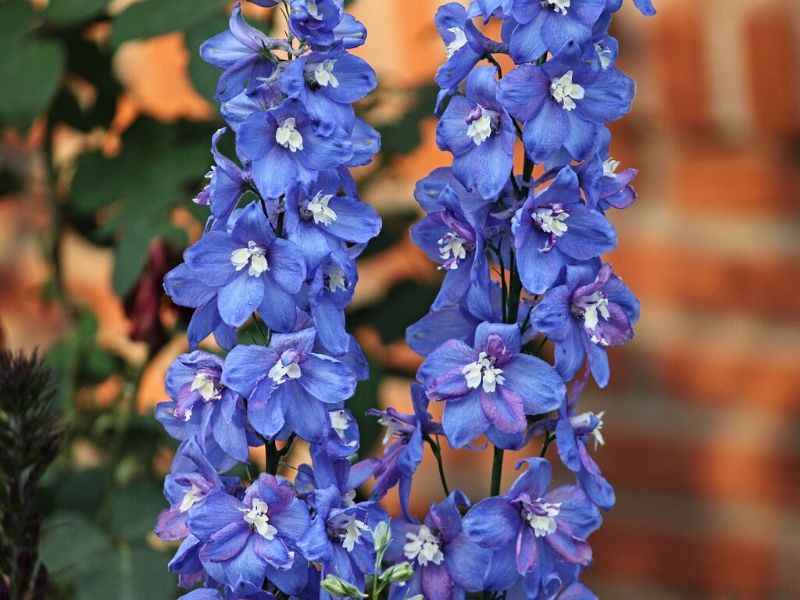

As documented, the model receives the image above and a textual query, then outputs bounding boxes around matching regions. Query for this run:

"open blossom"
[384,491,491,599]
[462,458,601,595]
[512,165,616,294]
[188,474,310,594]
[222,328,356,443]
[532,260,639,386]
[418,322,564,447]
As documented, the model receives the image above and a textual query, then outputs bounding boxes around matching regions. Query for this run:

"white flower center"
[191,372,221,402]
[467,106,497,145]
[535,206,569,237]
[329,409,351,439]
[595,42,613,69]
[243,499,278,540]
[179,484,204,512]
[307,0,322,19]
[603,157,620,177]
[268,357,302,385]
[176,407,193,422]
[342,516,369,552]
[438,231,468,269]
[445,26,468,58]
[523,501,561,538]
[403,525,444,567]
[276,117,304,152]
[576,291,610,331]
[550,70,585,111]
[325,266,347,292]
[543,0,570,15]
[569,410,606,449]
[231,241,269,277]
[378,415,404,445]
[313,59,339,88]
[462,351,505,393]
[309,192,337,225]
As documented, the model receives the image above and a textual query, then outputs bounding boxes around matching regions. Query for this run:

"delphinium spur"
[154,1,388,597]
[365,1,653,598]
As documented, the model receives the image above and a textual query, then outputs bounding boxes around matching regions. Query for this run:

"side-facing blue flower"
[462,458,601,597]
[183,202,307,332]
[298,486,385,595]
[512,166,616,294]
[164,263,237,350]
[237,100,353,199]
[156,439,240,542]
[368,384,443,521]
[505,0,606,63]
[418,322,564,448]
[437,66,515,200]
[531,260,638,386]
[467,0,512,23]
[280,50,376,134]
[435,3,498,90]
[575,129,637,212]
[306,249,358,355]
[155,351,252,464]
[200,3,289,101]
[222,328,356,443]
[195,128,250,224]
[289,0,344,49]
[498,48,634,162]
[384,491,490,600]
[188,474,311,594]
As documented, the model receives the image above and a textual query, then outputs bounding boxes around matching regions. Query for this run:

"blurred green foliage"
[0,0,442,597]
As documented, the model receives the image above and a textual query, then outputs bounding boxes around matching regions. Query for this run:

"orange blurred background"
[1,1,799,598]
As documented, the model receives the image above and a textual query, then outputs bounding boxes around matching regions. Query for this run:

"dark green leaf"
[110,0,225,48]
[109,478,166,541]
[0,0,36,51]
[44,0,109,26]
[0,40,65,130]
[40,511,116,584]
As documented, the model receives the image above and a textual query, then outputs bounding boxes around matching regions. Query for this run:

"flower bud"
[381,561,415,584]
[372,521,392,553]
[320,574,366,598]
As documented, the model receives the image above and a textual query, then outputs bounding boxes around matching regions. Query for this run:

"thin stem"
[425,435,451,497]
[490,445,504,498]
[540,432,555,458]
[484,52,503,78]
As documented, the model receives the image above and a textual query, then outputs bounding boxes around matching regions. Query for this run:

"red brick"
[744,1,800,138]
[589,522,777,599]
[673,142,800,216]
[652,344,800,416]
[598,431,800,508]
[612,238,800,321]
[651,2,713,129]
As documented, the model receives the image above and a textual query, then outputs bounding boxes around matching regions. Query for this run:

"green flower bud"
[320,574,366,598]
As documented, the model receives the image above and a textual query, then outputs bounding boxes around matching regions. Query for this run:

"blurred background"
[0,0,798,598]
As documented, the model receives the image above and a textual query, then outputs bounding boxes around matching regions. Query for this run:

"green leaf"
[44,0,109,26]
[40,511,116,585]
[0,0,36,51]
[109,478,166,541]
[0,40,65,130]
[111,221,185,297]
[110,0,225,48]
[126,543,176,600]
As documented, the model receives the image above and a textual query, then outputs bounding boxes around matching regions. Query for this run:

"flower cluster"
[154,2,388,597]
[365,0,652,597]
[153,0,654,597]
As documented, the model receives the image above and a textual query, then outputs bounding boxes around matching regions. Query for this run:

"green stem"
[490,445,504,498]
[426,435,451,497]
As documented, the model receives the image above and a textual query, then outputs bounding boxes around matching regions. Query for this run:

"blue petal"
[217,271,264,327]
[298,354,356,403]
[462,497,518,548]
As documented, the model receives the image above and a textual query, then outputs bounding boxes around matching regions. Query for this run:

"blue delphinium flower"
[298,485,386,595]
[437,66,516,200]
[498,47,634,162]
[194,128,250,224]
[532,260,639,386]
[505,0,606,63]
[222,328,356,443]
[279,49,376,134]
[384,491,490,599]
[183,202,307,331]
[306,249,358,356]
[188,474,311,594]
[288,0,346,50]
[435,3,500,90]
[368,384,443,521]
[155,352,253,465]
[237,100,353,199]
[418,322,564,447]
[163,263,237,350]
[462,458,601,597]
[512,165,616,294]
